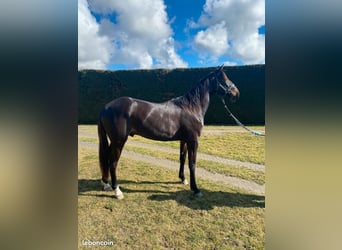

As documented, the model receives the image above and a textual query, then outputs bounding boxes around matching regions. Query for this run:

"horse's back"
[101,96,154,126]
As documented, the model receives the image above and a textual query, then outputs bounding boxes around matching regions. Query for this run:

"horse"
[97,65,240,199]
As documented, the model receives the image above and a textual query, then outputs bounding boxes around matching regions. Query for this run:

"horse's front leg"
[179,141,188,185]
[187,140,202,197]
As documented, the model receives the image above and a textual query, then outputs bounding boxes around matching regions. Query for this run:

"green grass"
[199,132,265,164]
[123,144,265,185]
[78,125,265,164]
[126,128,265,164]
[78,125,265,185]
[78,146,265,249]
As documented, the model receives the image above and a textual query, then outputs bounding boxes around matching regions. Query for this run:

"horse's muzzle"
[229,88,240,103]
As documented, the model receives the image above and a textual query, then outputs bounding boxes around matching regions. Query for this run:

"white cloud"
[78,0,112,69]
[194,21,229,59]
[233,33,265,64]
[192,0,265,64]
[81,0,187,69]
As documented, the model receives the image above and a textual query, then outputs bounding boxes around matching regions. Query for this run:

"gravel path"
[79,140,265,195]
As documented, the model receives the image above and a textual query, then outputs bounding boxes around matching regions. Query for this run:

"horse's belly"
[139,123,180,141]
[132,116,180,141]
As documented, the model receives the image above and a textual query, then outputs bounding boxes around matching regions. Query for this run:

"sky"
[78,0,265,70]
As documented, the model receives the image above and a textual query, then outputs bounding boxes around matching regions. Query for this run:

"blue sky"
[78,0,265,70]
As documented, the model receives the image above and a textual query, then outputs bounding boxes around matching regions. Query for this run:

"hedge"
[78,65,265,125]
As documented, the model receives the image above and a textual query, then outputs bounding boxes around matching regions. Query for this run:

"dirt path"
[79,141,265,195]
[126,140,265,172]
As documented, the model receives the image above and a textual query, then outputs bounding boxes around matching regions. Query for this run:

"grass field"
[78,125,265,249]
[124,126,265,164]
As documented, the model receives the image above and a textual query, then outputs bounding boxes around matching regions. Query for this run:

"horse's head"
[211,65,240,102]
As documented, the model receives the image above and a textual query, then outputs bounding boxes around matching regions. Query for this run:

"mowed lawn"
[78,126,265,249]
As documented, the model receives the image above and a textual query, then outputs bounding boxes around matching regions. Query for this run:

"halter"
[213,71,236,95]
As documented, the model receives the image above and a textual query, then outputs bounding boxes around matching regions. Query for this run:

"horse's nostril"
[230,93,239,103]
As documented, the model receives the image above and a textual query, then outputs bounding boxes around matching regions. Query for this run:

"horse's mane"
[171,73,212,110]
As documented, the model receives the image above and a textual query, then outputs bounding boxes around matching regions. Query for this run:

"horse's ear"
[218,64,224,71]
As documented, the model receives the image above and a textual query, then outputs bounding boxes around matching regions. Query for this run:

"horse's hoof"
[104,186,113,191]
[194,191,203,198]
[182,179,188,185]
[114,186,124,200]
[115,194,124,200]
[102,182,113,191]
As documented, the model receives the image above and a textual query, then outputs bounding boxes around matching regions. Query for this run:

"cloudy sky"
[78,0,265,70]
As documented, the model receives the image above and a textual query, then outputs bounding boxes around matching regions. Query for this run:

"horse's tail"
[98,115,109,181]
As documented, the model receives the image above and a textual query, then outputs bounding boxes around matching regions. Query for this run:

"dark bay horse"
[98,65,240,198]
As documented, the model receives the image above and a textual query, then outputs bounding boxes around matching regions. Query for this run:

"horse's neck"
[189,79,211,118]
[200,91,210,117]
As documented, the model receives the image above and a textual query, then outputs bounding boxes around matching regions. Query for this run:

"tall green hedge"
[78,65,265,125]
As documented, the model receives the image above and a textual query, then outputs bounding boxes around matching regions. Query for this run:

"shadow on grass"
[78,179,180,198]
[78,179,180,193]
[78,179,100,193]
[78,179,264,210]
[148,189,264,210]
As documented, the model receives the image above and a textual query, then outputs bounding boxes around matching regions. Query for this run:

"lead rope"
[221,97,265,136]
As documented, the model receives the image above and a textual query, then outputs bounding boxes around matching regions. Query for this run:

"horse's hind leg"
[179,141,188,185]
[98,119,112,191]
[101,171,112,191]
[99,149,111,191]
[187,140,202,197]
[108,140,126,199]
